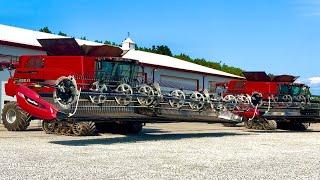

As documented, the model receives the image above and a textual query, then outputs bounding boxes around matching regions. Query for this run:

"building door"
[159,75,198,91]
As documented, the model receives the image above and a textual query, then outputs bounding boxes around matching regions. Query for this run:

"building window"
[0,54,18,63]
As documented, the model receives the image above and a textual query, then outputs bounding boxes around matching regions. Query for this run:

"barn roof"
[123,50,243,79]
[0,24,243,79]
[0,24,102,48]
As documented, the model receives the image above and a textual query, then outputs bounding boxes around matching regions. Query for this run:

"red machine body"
[5,37,123,98]
[4,55,96,120]
[220,71,304,99]
[5,55,95,96]
[15,85,59,120]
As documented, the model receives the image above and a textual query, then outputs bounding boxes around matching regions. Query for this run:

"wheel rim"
[283,95,292,102]
[115,83,133,105]
[137,85,155,106]
[169,90,185,108]
[189,92,205,110]
[6,109,16,124]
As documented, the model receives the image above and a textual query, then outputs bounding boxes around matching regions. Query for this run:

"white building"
[0,24,244,120]
[121,38,242,92]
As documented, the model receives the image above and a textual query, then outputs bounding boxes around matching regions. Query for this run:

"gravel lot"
[0,122,320,180]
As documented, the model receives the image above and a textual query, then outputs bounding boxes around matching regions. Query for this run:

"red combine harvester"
[1,38,245,136]
[217,71,318,130]
[226,72,309,104]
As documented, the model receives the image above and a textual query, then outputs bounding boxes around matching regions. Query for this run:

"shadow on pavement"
[49,131,249,146]
[25,128,43,131]
[246,129,320,133]
[141,128,171,134]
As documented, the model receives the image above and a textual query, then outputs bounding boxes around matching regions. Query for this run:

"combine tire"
[244,119,253,129]
[1,102,30,131]
[244,118,276,130]
[72,121,97,136]
[42,121,56,134]
[263,120,277,130]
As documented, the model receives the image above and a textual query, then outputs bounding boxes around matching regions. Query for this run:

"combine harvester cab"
[0,38,244,136]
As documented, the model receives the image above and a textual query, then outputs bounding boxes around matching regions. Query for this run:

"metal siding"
[160,75,198,91]
[142,66,233,92]
[0,44,46,56]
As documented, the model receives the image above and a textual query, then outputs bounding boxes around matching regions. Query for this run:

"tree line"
[39,26,244,76]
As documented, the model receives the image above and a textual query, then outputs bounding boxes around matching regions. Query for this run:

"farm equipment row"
[1,38,319,136]
[8,72,315,136]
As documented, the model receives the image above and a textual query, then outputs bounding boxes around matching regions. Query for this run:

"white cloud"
[296,76,320,88]
[301,77,320,94]
[308,76,320,84]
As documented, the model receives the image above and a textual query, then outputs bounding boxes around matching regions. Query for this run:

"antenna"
[127,32,130,38]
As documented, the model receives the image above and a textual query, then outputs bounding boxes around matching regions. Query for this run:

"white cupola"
[121,37,136,51]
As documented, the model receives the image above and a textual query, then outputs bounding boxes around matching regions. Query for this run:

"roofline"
[140,62,244,79]
[96,57,140,64]
[0,40,44,51]
[1,39,244,80]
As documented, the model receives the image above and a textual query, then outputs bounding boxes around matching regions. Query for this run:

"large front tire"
[1,102,30,131]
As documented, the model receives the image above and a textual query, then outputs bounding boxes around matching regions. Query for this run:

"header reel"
[52,75,286,119]
[53,76,79,110]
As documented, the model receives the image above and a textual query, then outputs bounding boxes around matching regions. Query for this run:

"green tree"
[39,27,52,34]
[104,40,120,46]
[80,36,87,40]
[136,45,172,56]
[104,40,112,45]
[155,45,172,56]
[174,53,193,62]
[58,31,67,36]
[138,44,243,76]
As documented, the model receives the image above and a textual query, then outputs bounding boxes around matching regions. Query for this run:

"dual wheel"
[42,121,97,136]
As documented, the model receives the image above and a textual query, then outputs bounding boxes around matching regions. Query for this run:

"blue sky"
[1,0,320,93]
